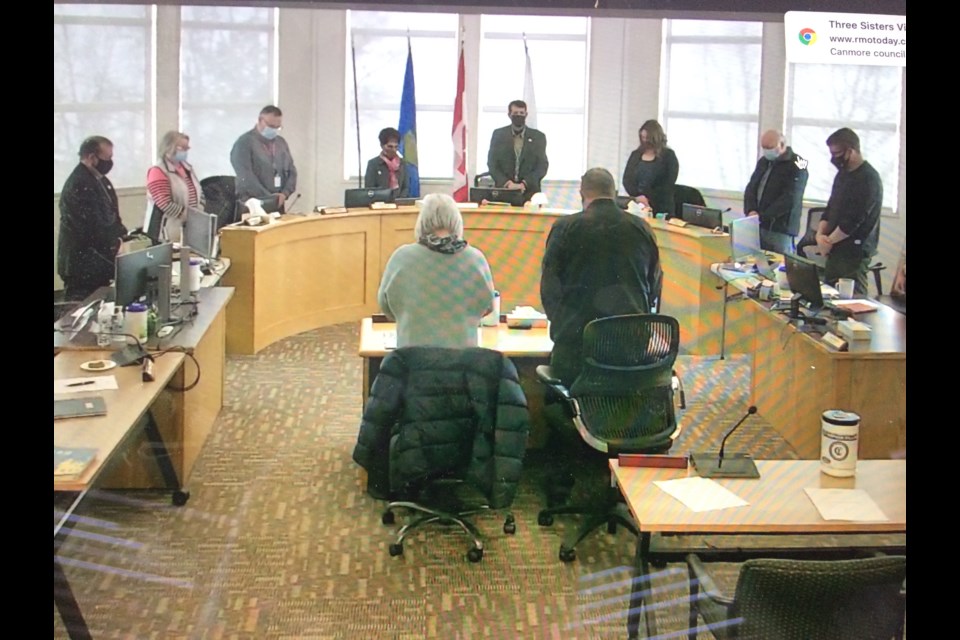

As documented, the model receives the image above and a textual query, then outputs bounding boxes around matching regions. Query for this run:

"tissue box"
[836,319,872,340]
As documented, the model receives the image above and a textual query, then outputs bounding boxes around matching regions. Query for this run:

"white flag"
[523,39,537,129]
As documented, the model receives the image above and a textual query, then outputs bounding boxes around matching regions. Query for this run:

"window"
[180,7,278,178]
[345,11,458,181]
[661,20,762,193]
[785,64,901,210]
[54,4,153,191]
[478,15,589,181]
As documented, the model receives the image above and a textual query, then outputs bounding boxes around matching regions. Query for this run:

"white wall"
[54,9,907,291]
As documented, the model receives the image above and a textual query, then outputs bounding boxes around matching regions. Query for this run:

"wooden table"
[358,317,555,447]
[222,206,728,355]
[610,459,906,638]
[55,349,187,639]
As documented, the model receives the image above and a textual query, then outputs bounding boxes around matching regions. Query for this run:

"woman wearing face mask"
[364,127,410,198]
[144,131,204,242]
[622,120,680,216]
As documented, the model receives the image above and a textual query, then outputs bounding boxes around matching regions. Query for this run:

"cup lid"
[822,409,860,426]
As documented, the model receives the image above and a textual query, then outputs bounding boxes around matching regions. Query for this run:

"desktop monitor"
[182,206,218,259]
[115,243,174,307]
[469,187,526,207]
[729,215,762,262]
[681,203,724,230]
[783,252,824,311]
[344,188,395,208]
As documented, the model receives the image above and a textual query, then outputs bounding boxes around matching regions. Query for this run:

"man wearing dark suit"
[486,100,548,203]
[743,129,809,254]
[57,136,129,302]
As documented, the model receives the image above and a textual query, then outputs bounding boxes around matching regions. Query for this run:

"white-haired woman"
[378,193,496,348]
[144,131,204,242]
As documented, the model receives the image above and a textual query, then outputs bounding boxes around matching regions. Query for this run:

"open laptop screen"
[681,203,723,230]
[469,187,526,207]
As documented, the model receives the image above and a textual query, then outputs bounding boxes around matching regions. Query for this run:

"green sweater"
[378,243,495,348]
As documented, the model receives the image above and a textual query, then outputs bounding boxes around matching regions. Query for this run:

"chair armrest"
[536,365,567,390]
[687,554,735,607]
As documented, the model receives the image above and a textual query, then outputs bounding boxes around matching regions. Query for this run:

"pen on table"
[66,380,96,387]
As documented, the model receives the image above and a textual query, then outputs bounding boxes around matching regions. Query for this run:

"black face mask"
[830,148,849,171]
[95,157,114,175]
[510,115,526,129]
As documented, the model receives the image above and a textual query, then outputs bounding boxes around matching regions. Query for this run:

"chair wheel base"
[503,515,516,534]
[381,511,395,525]
[467,547,483,563]
[172,490,190,506]
[538,512,554,527]
[559,546,576,562]
[388,543,403,557]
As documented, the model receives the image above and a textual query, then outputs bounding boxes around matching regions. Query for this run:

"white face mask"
[261,126,280,140]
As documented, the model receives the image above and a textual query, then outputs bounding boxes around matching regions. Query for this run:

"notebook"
[54,396,107,420]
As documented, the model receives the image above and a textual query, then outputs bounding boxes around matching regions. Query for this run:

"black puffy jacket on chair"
[352,347,530,509]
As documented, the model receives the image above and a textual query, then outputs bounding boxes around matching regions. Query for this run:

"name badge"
[274,174,282,189]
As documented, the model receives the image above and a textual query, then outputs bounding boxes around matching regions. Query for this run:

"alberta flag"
[398,40,420,197]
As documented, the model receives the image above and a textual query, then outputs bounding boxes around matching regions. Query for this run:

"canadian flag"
[452,44,468,202]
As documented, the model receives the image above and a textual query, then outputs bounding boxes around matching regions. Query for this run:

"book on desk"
[54,447,98,481]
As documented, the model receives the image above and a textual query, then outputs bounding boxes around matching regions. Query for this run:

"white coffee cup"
[837,278,855,299]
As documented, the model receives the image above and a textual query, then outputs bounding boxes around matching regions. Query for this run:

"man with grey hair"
[540,167,663,385]
[230,105,298,212]
[743,129,808,254]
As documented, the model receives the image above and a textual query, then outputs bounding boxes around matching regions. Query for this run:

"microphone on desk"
[690,406,761,479]
[284,192,301,212]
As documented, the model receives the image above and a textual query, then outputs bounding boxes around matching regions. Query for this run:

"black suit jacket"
[364,156,410,198]
[743,147,809,236]
[486,125,549,201]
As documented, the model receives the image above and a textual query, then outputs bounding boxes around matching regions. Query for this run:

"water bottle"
[96,302,115,348]
[482,291,500,327]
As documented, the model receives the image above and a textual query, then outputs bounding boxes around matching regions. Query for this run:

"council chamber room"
[54,0,907,638]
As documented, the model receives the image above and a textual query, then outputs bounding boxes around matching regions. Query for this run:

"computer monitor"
[681,203,724,230]
[469,187,526,207]
[182,206,218,259]
[783,252,824,311]
[344,188,395,208]
[115,243,174,307]
[729,215,762,262]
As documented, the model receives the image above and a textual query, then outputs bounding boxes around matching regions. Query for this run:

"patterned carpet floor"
[55,322,902,639]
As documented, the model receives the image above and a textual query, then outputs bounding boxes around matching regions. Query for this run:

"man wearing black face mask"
[486,99,549,203]
[58,136,129,301]
[815,128,882,295]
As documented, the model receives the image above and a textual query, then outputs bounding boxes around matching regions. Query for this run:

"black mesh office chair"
[353,347,531,562]
[535,314,682,562]
[200,176,240,230]
[673,184,706,219]
[797,206,886,296]
[686,554,907,640]
[474,172,495,188]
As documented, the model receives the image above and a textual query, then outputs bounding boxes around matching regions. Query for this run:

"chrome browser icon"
[798,28,817,45]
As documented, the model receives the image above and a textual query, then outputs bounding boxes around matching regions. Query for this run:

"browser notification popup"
[785,11,905,67]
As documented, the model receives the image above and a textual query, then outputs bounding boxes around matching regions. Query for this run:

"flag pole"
[351,33,363,188]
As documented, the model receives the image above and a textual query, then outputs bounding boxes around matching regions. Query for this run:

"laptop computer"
[54,396,107,420]
[681,203,724,230]
[469,187,526,207]
[729,216,777,280]
[344,188,395,208]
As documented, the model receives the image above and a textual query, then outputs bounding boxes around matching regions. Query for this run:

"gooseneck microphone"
[690,405,761,479]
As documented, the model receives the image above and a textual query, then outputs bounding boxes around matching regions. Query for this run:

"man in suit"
[486,100,549,203]
[57,136,129,302]
[743,130,809,254]
[540,168,662,386]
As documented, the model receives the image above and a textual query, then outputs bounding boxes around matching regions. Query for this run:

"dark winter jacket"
[352,347,530,509]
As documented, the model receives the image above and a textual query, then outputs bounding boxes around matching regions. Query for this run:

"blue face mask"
[174,150,189,163]
[762,148,780,161]
[261,126,280,140]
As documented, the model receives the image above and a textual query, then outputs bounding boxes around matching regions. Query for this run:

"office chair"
[474,172,495,188]
[535,314,682,562]
[797,207,886,296]
[686,553,907,640]
[353,346,531,562]
[200,176,240,230]
[673,184,706,219]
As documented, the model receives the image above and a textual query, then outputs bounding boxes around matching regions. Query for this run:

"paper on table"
[54,376,119,395]
[804,488,889,522]
[381,331,397,350]
[654,476,749,513]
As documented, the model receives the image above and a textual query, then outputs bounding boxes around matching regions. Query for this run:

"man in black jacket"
[486,100,548,202]
[57,136,129,301]
[743,130,809,254]
[540,168,663,386]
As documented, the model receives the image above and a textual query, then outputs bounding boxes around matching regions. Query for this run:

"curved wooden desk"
[220,206,729,355]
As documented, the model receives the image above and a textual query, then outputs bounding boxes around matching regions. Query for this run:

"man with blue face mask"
[743,129,809,254]
[230,105,298,212]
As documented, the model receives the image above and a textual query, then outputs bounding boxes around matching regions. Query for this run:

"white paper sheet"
[54,376,119,395]
[804,488,889,522]
[654,476,750,513]
[381,331,397,351]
